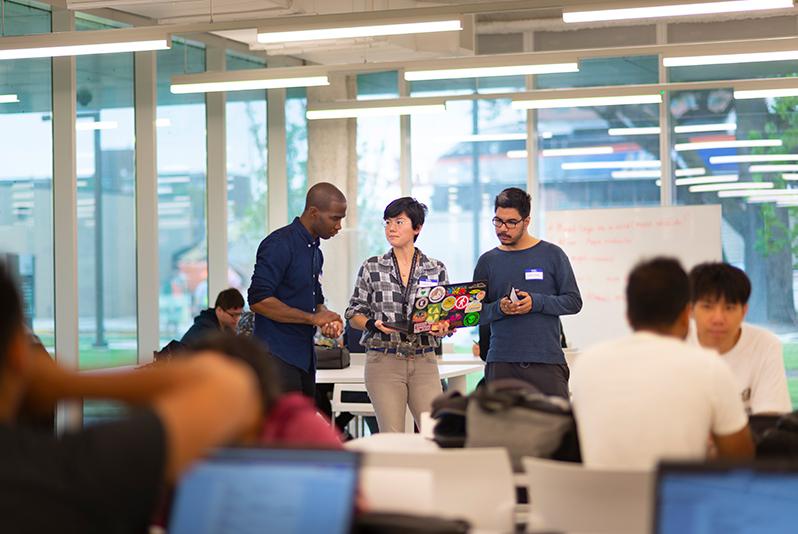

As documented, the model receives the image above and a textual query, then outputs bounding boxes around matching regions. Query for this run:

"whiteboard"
[543,205,722,350]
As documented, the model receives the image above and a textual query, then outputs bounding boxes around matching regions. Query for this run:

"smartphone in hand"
[508,287,520,304]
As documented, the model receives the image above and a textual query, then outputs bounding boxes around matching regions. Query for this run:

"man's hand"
[312,309,341,327]
[499,291,533,315]
[320,320,344,339]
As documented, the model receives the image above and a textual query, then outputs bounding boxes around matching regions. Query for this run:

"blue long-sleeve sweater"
[473,241,582,364]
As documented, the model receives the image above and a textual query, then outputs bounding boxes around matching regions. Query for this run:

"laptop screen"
[655,463,798,534]
[169,448,359,534]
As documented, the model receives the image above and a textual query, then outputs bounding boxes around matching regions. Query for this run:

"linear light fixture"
[690,181,774,193]
[171,66,329,94]
[76,120,118,131]
[782,174,798,180]
[458,133,526,142]
[675,167,706,177]
[710,154,798,164]
[674,123,736,134]
[507,150,527,159]
[306,97,447,120]
[404,62,578,82]
[675,174,738,186]
[562,160,661,170]
[0,27,170,60]
[0,94,19,104]
[156,118,171,128]
[747,194,798,203]
[611,170,661,179]
[562,0,792,23]
[750,164,798,172]
[513,94,662,110]
[664,50,798,68]
[608,126,660,136]
[541,146,614,157]
[257,15,462,44]
[675,139,783,151]
[735,87,798,99]
[719,187,793,198]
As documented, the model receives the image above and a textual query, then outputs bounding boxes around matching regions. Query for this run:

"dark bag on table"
[315,346,351,369]
[352,512,469,534]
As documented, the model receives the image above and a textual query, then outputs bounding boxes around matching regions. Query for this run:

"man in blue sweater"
[473,188,582,398]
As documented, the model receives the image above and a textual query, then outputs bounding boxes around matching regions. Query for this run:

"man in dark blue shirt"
[473,188,582,398]
[248,182,347,397]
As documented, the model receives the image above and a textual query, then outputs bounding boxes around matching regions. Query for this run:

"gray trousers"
[364,351,443,433]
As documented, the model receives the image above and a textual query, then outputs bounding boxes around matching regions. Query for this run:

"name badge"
[419,276,438,287]
[525,269,543,281]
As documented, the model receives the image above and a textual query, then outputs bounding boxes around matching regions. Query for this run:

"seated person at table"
[570,257,754,470]
[180,288,245,346]
[0,264,260,533]
[688,262,792,415]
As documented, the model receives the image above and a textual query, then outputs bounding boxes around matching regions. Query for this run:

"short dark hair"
[0,262,23,367]
[214,288,244,310]
[626,257,689,330]
[689,262,751,305]
[494,187,531,219]
[189,334,281,412]
[384,197,428,242]
[305,182,346,212]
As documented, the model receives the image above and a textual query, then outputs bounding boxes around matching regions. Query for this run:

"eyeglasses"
[383,218,409,228]
[492,217,523,229]
[223,309,243,320]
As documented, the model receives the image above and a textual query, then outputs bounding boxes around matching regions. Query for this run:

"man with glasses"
[181,288,245,346]
[473,188,582,398]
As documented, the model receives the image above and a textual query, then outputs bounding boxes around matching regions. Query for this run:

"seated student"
[190,334,343,448]
[688,262,792,415]
[570,258,754,470]
[0,264,260,533]
[180,288,245,346]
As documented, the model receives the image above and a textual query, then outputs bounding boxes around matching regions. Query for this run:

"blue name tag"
[525,269,543,281]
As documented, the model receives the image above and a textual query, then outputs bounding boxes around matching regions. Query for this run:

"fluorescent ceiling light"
[750,164,798,172]
[675,139,783,151]
[405,62,578,81]
[747,194,798,203]
[507,150,527,159]
[735,87,798,99]
[664,49,798,68]
[541,146,614,157]
[710,154,798,164]
[563,0,791,23]
[608,126,660,136]
[257,18,461,44]
[76,120,117,131]
[782,174,798,181]
[674,123,736,134]
[691,182,774,193]
[719,188,795,198]
[541,132,554,139]
[458,133,526,142]
[513,94,662,110]
[562,160,661,170]
[307,97,447,120]
[675,167,706,177]
[171,66,329,94]
[0,27,169,60]
[675,174,738,186]
[156,118,171,128]
[611,170,661,179]
[0,94,19,104]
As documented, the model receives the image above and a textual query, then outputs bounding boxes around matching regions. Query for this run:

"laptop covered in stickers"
[383,280,488,334]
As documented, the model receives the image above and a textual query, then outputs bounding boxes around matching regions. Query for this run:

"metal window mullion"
[525,31,541,235]
[206,46,228,300]
[399,70,411,197]
[267,88,288,232]
[657,23,673,206]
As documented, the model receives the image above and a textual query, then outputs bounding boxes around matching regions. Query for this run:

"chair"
[522,456,654,534]
[360,448,515,531]
[331,383,375,437]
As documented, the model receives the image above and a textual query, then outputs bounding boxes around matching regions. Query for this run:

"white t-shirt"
[570,331,748,471]
[688,323,792,415]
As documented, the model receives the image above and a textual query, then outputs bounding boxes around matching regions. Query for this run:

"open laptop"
[654,461,798,534]
[169,448,360,534]
[383,280,488,335]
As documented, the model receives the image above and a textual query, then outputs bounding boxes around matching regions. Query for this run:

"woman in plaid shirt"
[345,197,451,432]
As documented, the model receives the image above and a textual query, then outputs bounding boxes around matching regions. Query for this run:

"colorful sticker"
[426,304,442,322]
[414,322,432,334]
[465,301,483,313]
[454,295,469,310]
[463,313,480,327]
[428,286,446,303]
[475,290,486,302]
[415,297,429,310]
[416,287,431,298]
[412,310,427,323]
[441,296,456,311]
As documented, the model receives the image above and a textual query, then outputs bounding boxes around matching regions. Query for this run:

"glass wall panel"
[536,56,658,90]
[226,53,267,297]
[157,39,207,344]
[0,1,53,347]
[286,88,308,219]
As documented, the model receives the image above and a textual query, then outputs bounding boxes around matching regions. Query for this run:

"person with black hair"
[345,197,451,432]
[0,263,260,533]
[473,187,582,398]
[180,287,245,346]
[570,258,754,470]
[688,262,791,415]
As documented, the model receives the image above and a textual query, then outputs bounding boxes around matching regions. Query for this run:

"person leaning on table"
[345,197,452,433]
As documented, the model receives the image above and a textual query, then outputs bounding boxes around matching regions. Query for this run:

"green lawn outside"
[784,343,798,409]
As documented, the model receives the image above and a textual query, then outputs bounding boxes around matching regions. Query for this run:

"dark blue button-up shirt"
[248,218,324,372]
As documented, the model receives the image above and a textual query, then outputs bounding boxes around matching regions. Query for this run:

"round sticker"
[441,296,456,311]
[415,297,429,310]
[428,286,446,303]
[412,310,427,323]
[464,313,480,327]
[475,290,486,302]
[454,295,469,310]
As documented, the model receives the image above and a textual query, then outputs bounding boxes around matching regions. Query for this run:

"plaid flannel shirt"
[345,249,448,350]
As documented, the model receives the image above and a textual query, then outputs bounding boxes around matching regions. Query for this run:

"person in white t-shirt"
[688,262,792,415]
[570,258,754,470]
